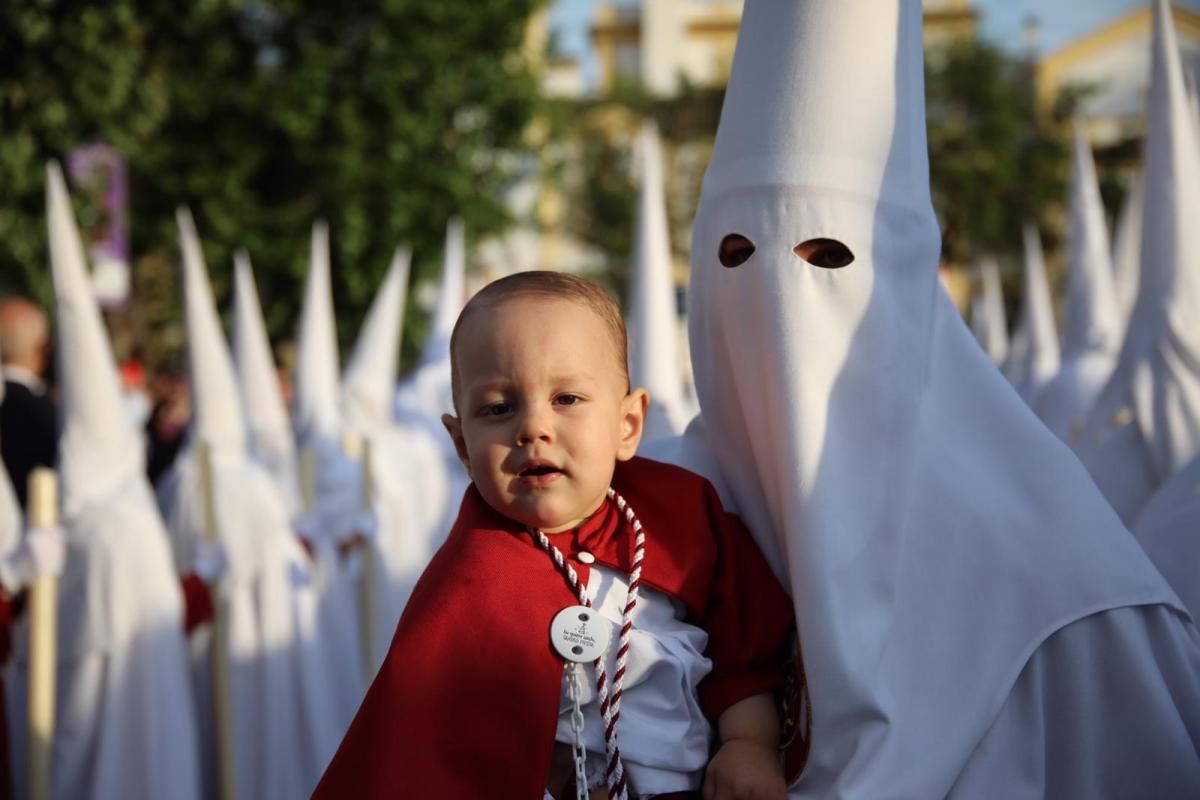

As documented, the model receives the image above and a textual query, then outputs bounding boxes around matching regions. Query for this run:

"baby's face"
[443,296,646,533]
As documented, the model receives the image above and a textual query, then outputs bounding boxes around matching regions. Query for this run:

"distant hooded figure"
[1036,124,1123,441]
[159,210,341,798]
[654,0,1200,795]
[1002,224,1059,405]
[1075,0,1200,524]
[968,255,1007,365]
[8,165,201,800]
[627,121,692,442]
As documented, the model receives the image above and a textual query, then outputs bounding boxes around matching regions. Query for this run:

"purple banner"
[67,142,130,308]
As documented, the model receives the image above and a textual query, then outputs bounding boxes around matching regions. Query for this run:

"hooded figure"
[1036,125,1123,441]
[232,251,301,513]
[9,164,201,800]
[661,1,1200,795]
[395,218,466,423]
[289,223,370,709]
[1076,0,1200,524]
[340,249,451,671]
[1002,224,1060,404]
[628,121,692,441]
[968,256,1007,364]
[394,218,471,534]
[159,209,341,798]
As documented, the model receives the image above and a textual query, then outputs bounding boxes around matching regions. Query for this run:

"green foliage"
[0,0,545,368]
[926,38,1078,267]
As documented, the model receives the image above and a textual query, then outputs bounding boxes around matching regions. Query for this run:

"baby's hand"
[702,738,787,800]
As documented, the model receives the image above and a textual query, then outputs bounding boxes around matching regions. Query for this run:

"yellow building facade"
[591,0,978,96]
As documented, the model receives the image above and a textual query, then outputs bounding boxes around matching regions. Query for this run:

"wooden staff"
[299,449,318,514]
[196,444,236,800]
[25,467,57,800]
[341,432,378,681]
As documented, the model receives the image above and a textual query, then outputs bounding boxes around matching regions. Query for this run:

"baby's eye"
[554,394,582,406]
[479,402,513,417]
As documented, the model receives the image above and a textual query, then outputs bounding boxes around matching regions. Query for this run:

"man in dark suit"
[0,297,55,509]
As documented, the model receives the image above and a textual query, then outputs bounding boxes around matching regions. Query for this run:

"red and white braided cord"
[532,487,646,800]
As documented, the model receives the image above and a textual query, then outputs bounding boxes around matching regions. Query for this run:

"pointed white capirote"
[1111,171,1144,330]
[179,208,248,456]
[672,1,1193,794]
[1077,0,1200,523]
[1003,224,1059,403]
[232,251,301,510]
[343,248,410,434]
[970,256,1008,364]
[628,121,690,441]
[1036,125,1122,440]
[418,218,465,371]
[294,220,342,457]
[49,163,145,516]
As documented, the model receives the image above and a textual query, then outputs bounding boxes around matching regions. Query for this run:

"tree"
[0,0,545,368]
[925,38,1079,269]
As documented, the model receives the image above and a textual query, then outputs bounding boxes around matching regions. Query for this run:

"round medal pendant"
[550,605,611,663]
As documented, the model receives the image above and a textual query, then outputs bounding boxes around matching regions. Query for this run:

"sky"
[549,0,1200,88]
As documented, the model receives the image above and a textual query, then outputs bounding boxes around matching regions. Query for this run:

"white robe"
[160,452,342,798]
[1132,453,1200,620]
[646,422,1200,798]
[7,480,202,800]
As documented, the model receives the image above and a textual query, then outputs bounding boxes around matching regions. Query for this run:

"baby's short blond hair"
[449,271,629,412]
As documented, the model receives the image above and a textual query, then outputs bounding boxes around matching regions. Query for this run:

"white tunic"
[555,566,713,796]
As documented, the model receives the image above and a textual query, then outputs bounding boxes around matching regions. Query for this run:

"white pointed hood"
[1036,126,1121,439]
[1003,224,1059,402]
[294,221,342,455]
[1078,0,1200,522]
[179,208,247,457]
[48,163,145,516]
[628,121,689,440]
[1111,171,1144,330]
[418,218,465,370]
[233,251,300,506]
[970,256,1008,364]
[684,2,1172,794]
[343,248,411,433]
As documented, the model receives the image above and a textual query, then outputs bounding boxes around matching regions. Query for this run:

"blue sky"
[549,0,1200,87]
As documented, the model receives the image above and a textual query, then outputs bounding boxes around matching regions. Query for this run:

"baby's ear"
[617,389,650,461]
[441,414,472,475]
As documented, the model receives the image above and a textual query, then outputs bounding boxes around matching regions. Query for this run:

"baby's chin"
[504,498,588,534]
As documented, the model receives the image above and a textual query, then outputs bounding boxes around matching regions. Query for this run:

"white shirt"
[555,565,713,796]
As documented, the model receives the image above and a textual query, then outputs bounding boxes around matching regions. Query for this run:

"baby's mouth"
[516,460,565,485]
[519,463,563,478]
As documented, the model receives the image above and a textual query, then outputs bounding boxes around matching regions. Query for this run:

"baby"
[313,271,795,800]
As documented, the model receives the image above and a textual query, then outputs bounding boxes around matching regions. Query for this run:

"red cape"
[313,456,793,799]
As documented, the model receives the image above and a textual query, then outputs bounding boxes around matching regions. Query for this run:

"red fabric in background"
[312,456,793,800]
[180,574,214,634]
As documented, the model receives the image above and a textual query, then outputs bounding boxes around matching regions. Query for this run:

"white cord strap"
[532,487,647,800]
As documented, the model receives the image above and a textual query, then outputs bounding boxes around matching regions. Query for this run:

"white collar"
[2,364,45,394]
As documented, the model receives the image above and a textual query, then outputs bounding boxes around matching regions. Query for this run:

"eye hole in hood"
[794,238,855,269]
[719,233,756,268]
